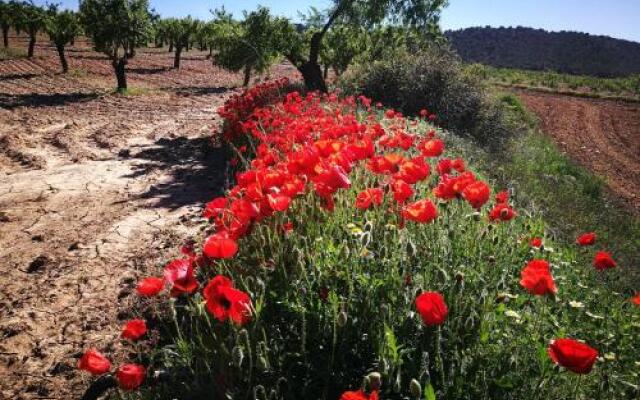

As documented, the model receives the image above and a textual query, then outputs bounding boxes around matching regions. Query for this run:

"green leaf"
[384,323,399,363]
[424,382,436,400]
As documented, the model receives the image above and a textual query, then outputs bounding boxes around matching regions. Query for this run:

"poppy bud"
[410,379,422,399]
[254,385,267,400]
[488,255,496,264]
[232,346,244,367]
[239,329,250,344]
[258,355,269,371]
[337,311,348,327]
[455,271,465,283]
[367,372,382,391]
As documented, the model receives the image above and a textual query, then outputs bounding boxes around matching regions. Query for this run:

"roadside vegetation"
[1,0,637,399]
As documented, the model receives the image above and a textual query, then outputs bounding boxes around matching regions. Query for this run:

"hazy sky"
[38,0,640,43]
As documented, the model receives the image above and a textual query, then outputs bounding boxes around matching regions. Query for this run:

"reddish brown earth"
[515,89,640,213]
[0,37,298,399]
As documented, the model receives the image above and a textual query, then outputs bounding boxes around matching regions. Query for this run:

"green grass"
[466,64,640,101]
[444,94,640,291]
[113,87,157,96]
[0,46,28,60]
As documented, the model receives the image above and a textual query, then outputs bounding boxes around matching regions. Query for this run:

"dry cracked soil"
[0,36,296,399]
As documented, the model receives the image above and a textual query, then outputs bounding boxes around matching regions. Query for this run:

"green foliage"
[215,7,292,86]
[44,8,81,47]
[79,0,151,60]
[279,0,448,91]
[10,1,45,35]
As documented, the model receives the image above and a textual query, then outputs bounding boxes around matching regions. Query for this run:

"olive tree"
[79,0,151,91]
[166,17,200,69]
[44,7,81,73]
[0,0,15,48]
[282,0,448,91]
[12,1,46,57]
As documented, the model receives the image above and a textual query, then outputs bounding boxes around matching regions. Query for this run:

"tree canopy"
[80,0,152,90]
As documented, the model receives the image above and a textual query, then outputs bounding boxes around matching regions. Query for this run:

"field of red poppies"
[75,80,639,399]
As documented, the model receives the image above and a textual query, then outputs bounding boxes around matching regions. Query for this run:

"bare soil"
[515,89,640,213]
[0,38,297,399]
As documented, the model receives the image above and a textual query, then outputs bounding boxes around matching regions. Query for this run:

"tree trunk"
[56,44,68,73]
[112,57,127,91]
[173,46,182,69]
[299,61,326,92]
[243,65,252,87]
[2,27,8,48]
[323,64,329,80]
[28,34,36,58]
[168,41,173,52]
[207,45,213,60]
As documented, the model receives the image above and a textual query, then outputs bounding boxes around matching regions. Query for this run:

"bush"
[77,84,639,400]
[340,47,513,147]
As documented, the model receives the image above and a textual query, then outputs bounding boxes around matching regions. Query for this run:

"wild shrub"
[340,47,512,148]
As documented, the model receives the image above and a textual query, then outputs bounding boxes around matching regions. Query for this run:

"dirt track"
[0,38,296,399]
[516,90,640,213]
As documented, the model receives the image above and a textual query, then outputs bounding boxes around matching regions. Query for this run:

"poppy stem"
[573,374,582,399]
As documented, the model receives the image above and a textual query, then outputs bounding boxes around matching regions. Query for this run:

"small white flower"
[569,301,585,309]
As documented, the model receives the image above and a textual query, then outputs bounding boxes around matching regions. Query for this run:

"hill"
[445,26,640,77]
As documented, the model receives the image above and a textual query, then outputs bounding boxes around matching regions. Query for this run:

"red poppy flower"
[281,221,294,233]
[395,157,430,184]
[203,197,228,219]
[530,237,542,248]
[317,164,351,189]
[420,139,445,157]
[415,292,448,326]
[403,199,438,224]
[203,276,253,325]
[355,188,384,210]
[136,277,164,297]
[576,232,596,246]
[340,389,379,400]
[392,179,414,204]
[495,191,509,204]
[121,319,147,341]
[78,349,111,375]
[593,251,616,271]
[519,259,557,296]
[489,203,516,222]
[203,233,239,259]
[462,181,491,209]
[367,154,405,174]
[451,158,465,172]
[163,259,198,297]
[116,363,146,391]
[632,293,640,306]
[547,339,598,374]
[267,193,292,212]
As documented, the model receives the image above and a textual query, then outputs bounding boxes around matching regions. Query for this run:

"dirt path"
[0,89,238,399]
[515,89,640,212]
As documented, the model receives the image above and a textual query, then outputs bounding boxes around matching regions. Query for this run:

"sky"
[38,0,640,43]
